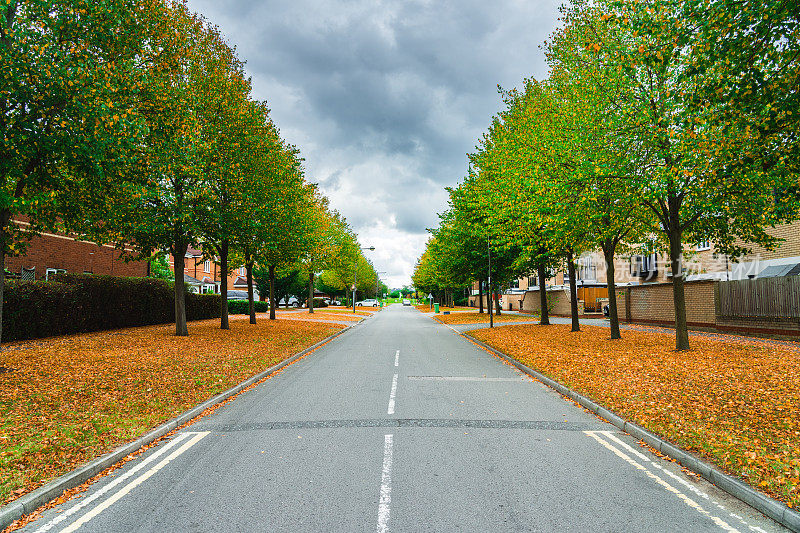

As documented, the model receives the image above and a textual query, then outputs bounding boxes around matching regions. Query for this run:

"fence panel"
[718,277,800,318]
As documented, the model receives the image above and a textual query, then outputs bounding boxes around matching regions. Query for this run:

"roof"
[757,263,800,278]
[233,276,248,287]
[184,274,202,285]
[185,246,203,257]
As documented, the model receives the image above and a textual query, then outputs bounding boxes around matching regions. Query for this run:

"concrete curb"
[462,331,800,533]
[0,322,356,531]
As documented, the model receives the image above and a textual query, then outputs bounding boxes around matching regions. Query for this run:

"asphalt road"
[21,304,788,532]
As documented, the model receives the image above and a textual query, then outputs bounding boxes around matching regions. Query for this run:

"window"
[527,276,537,287]
[577,256,596,281]
[696,241,711,251]
[562,270,570,283]
[203,260,211,273]
[509,279,519,290]
[45,268,66,281]
[239,266,246,276]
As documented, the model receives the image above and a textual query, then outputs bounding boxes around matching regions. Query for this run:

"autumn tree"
[0,0,170,342]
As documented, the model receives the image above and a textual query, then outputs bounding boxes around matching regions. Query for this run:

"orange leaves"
[0,319,342,506]
[434,312,533,325]
[470,324,800,508]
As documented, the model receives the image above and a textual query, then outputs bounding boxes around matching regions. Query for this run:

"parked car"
[356,299,379,307]
[278,296,300,308]
[402,299,411,306]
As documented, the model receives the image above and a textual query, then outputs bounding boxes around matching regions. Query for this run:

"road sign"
[427,293,433,299]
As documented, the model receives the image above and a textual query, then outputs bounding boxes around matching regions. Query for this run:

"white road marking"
[599,431,768,533]
[394,350,399,367]
[59,431,209,533]
[585,431,739,532]
[387,374,398,415]
[32,433,193,533]
[377,434,394,533]
[407,376,526,382]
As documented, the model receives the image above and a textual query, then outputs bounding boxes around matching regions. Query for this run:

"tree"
[0,0,169,343]
[568,0,800,349]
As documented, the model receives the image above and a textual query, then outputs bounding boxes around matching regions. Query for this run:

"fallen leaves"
[0,319,342,506]
[435,312,535,325]
[469,324,800,508]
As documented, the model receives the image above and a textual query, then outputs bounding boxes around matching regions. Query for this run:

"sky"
[187,0,562,289]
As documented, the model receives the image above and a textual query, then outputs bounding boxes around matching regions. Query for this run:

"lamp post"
[375,271,386,303]
[354,246,375,313]
[488,236,493,329]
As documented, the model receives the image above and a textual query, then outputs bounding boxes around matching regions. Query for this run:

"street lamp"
[375,271,387,302]
[354,246,375,313]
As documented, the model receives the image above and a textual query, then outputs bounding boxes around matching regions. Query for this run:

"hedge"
[228,299,269,314]
[2,273,221,342]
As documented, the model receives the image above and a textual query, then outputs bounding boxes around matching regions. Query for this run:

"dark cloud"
[187,0,561,287]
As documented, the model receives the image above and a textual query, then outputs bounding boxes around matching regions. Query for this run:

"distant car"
[402,299,411,306]
[356,299,379,307]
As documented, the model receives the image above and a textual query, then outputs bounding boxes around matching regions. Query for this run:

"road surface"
[20,304,787,532]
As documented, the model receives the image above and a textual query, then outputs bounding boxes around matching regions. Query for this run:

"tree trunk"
[602,241,622,340]
[494,285,501,316]
[478,279,484,313]
[1,210,9,346]
[173,242,189,336]
[246,262,256,324]
[219,240,229,330]
[537,262,550,325]
[308,272,315,314]
[669,228,690,350]
[269,264,276,320]
[567,252,579,332]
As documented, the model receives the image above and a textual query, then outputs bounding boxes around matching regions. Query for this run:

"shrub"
[3,274,221,342]
[227,299,270,314]
[311,298,328,308]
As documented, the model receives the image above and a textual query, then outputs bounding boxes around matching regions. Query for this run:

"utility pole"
[488,236,493,329]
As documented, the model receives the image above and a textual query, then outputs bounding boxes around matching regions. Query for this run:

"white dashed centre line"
[387,374,398,415]
[394,350,399,367]
[377,434,394,533]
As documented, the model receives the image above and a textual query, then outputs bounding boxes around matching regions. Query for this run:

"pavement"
[17,304,789,532]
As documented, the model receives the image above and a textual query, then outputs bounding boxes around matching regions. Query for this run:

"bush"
[3,274,221,342]
[227,299,269,314]
[310,298,328,308]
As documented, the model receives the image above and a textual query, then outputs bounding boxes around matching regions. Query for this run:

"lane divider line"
[377,434,394,533]
[387,374,398,415]
[31,433,193,533]
[394,350,399,367]
[59,432,209,533]
[584,431,739,532]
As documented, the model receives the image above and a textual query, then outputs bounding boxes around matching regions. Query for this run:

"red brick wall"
[6,232,147,280]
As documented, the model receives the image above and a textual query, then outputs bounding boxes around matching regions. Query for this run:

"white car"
[356,299,379,307]
[402,299,411,306]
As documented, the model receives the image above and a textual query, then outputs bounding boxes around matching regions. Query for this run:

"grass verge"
[0,318,343,506]
[468,323,800,508]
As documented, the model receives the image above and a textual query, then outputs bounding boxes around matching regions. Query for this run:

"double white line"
[584,431,763,533]
[34,431,209,533]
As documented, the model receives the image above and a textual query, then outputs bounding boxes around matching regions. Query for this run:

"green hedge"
[228,299,269,314]
[2,273,221,342]
[310,298,328,308]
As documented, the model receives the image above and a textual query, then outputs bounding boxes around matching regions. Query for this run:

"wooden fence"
[718,277,800,318]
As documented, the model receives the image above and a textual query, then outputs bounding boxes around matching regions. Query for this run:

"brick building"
[5,225,147,281]
[469,220,800,312]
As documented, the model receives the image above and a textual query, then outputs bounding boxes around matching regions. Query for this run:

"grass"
[0,318,343,506]
[434,311,535,324]
[468,323,800,508]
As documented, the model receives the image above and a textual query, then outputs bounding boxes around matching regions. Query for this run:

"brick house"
[4,219,147,281]
[469,220,800,312]
[167,246,247,296]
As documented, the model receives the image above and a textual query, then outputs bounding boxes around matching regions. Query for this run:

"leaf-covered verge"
[434,312,536,325]
[0,319,343,506]
[468,324,800,508]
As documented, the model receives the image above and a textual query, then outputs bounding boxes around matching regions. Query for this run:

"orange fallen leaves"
[0,319,342,506]
[435,312,535,325]
[469,324,800,508]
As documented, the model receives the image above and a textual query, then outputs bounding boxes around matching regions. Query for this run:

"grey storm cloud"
[186,0,561,287]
